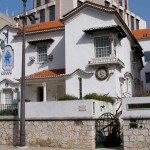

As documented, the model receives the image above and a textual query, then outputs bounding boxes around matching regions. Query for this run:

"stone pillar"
[42,82,47,102]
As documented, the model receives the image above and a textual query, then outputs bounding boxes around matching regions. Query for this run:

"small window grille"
[94,36,111,58]
[38,45,47,62]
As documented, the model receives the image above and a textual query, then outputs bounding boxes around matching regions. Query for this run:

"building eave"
[24,69,94,83]
[14,27,65,37]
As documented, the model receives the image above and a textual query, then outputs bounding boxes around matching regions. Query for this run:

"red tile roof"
[26,69,65,79]
[132,28,150,40]
[19,20,64,33]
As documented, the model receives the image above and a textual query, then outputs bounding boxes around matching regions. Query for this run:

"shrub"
[83,93,115,104]
[58,94,79,101]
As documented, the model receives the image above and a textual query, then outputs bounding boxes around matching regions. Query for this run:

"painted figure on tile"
[4,50,11,66]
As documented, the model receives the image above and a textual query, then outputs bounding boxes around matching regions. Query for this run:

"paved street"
[0,145,123,150]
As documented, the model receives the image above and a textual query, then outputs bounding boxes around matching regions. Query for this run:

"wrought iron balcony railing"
[0,104,18,116]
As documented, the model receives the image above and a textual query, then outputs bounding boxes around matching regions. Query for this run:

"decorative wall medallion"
[2,45,14,71]
[5,82,9,87]
[95,67,109,81]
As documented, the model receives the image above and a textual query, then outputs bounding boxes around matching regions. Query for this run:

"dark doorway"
[37,87,43,102]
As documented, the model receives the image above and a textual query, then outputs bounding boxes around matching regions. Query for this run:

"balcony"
[88,57,124,68]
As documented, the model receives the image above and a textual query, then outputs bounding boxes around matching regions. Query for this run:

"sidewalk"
[0,145,123,150]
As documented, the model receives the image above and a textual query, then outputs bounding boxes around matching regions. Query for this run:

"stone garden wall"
[0,119,95,149]
[123,119,150,150]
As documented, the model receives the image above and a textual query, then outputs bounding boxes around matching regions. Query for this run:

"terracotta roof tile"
[132,28,150,40]
[19,20,64,33]
[26,69,65,79]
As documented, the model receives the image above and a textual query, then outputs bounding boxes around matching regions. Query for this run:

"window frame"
[37,0,41,7]
[119,0,123,6]
[49,5,55,21]
[45,0,49,4]
[136,19,139,30]
[4,89,13,104]
[144,51,150,62]
[37,45,48,63]
[40,9,45,23]
[125,0,128,9]
[119,9,123,18]
[145,72,150,83]
[131,16,135,30]
[94,36,111,58]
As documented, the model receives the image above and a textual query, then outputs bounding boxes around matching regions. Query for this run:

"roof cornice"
[14,27,64,37]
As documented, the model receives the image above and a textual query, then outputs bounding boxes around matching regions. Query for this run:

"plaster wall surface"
[18,100,114,119]
[122,97,150,119]
[64,7,138,97]
[138,39,150,90]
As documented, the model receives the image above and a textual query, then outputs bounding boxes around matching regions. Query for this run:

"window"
[37,0,41,7]
[94,36,111,58]
[119,0,123,6]
[136,19,139,30]
[125,0,128,9]
[131,16,135,30]
[38,45,47,62]
[40,9,45,23]
[49,5,55,21]
[119,9,123,18]
[4,89,13,104]
[45,0,49,4]
[144,51,150,62]
[31,18,36,24]
[145,72,150,83]
[105,1,110,7]
[127,14,129,26]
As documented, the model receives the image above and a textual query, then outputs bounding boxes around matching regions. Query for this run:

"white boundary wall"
[122,97,150,149]
[122,97,150,119]
[18,100,114,119]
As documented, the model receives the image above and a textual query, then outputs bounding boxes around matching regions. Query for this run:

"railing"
[0,104,18,116]
[88,57,125,68]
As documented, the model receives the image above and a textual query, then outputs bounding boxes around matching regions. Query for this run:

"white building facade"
[0,2,143,105]
[132,29,150,92]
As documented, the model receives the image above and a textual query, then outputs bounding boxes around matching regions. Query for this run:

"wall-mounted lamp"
[48,54,53,61]
[0,29,9,49]
[100,105,105,111]
[3,29,9,44]
[27,12,38,22]
[29,56,35,63]
[0,39,5,49]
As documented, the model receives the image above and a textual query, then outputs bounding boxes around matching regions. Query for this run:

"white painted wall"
[64,8,118,97]
[138,39,150,90]
[0,26,65,104]
[0,27,22,80]
[0,28,65,78]
[18,100,114,119]
[64,7,141,98]
[122,97,150,119]
[25,31,65,76]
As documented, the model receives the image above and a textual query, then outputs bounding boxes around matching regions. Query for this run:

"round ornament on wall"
[95,67,109,81]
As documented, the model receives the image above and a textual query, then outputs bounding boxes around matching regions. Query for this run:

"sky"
[0,0,150,27]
